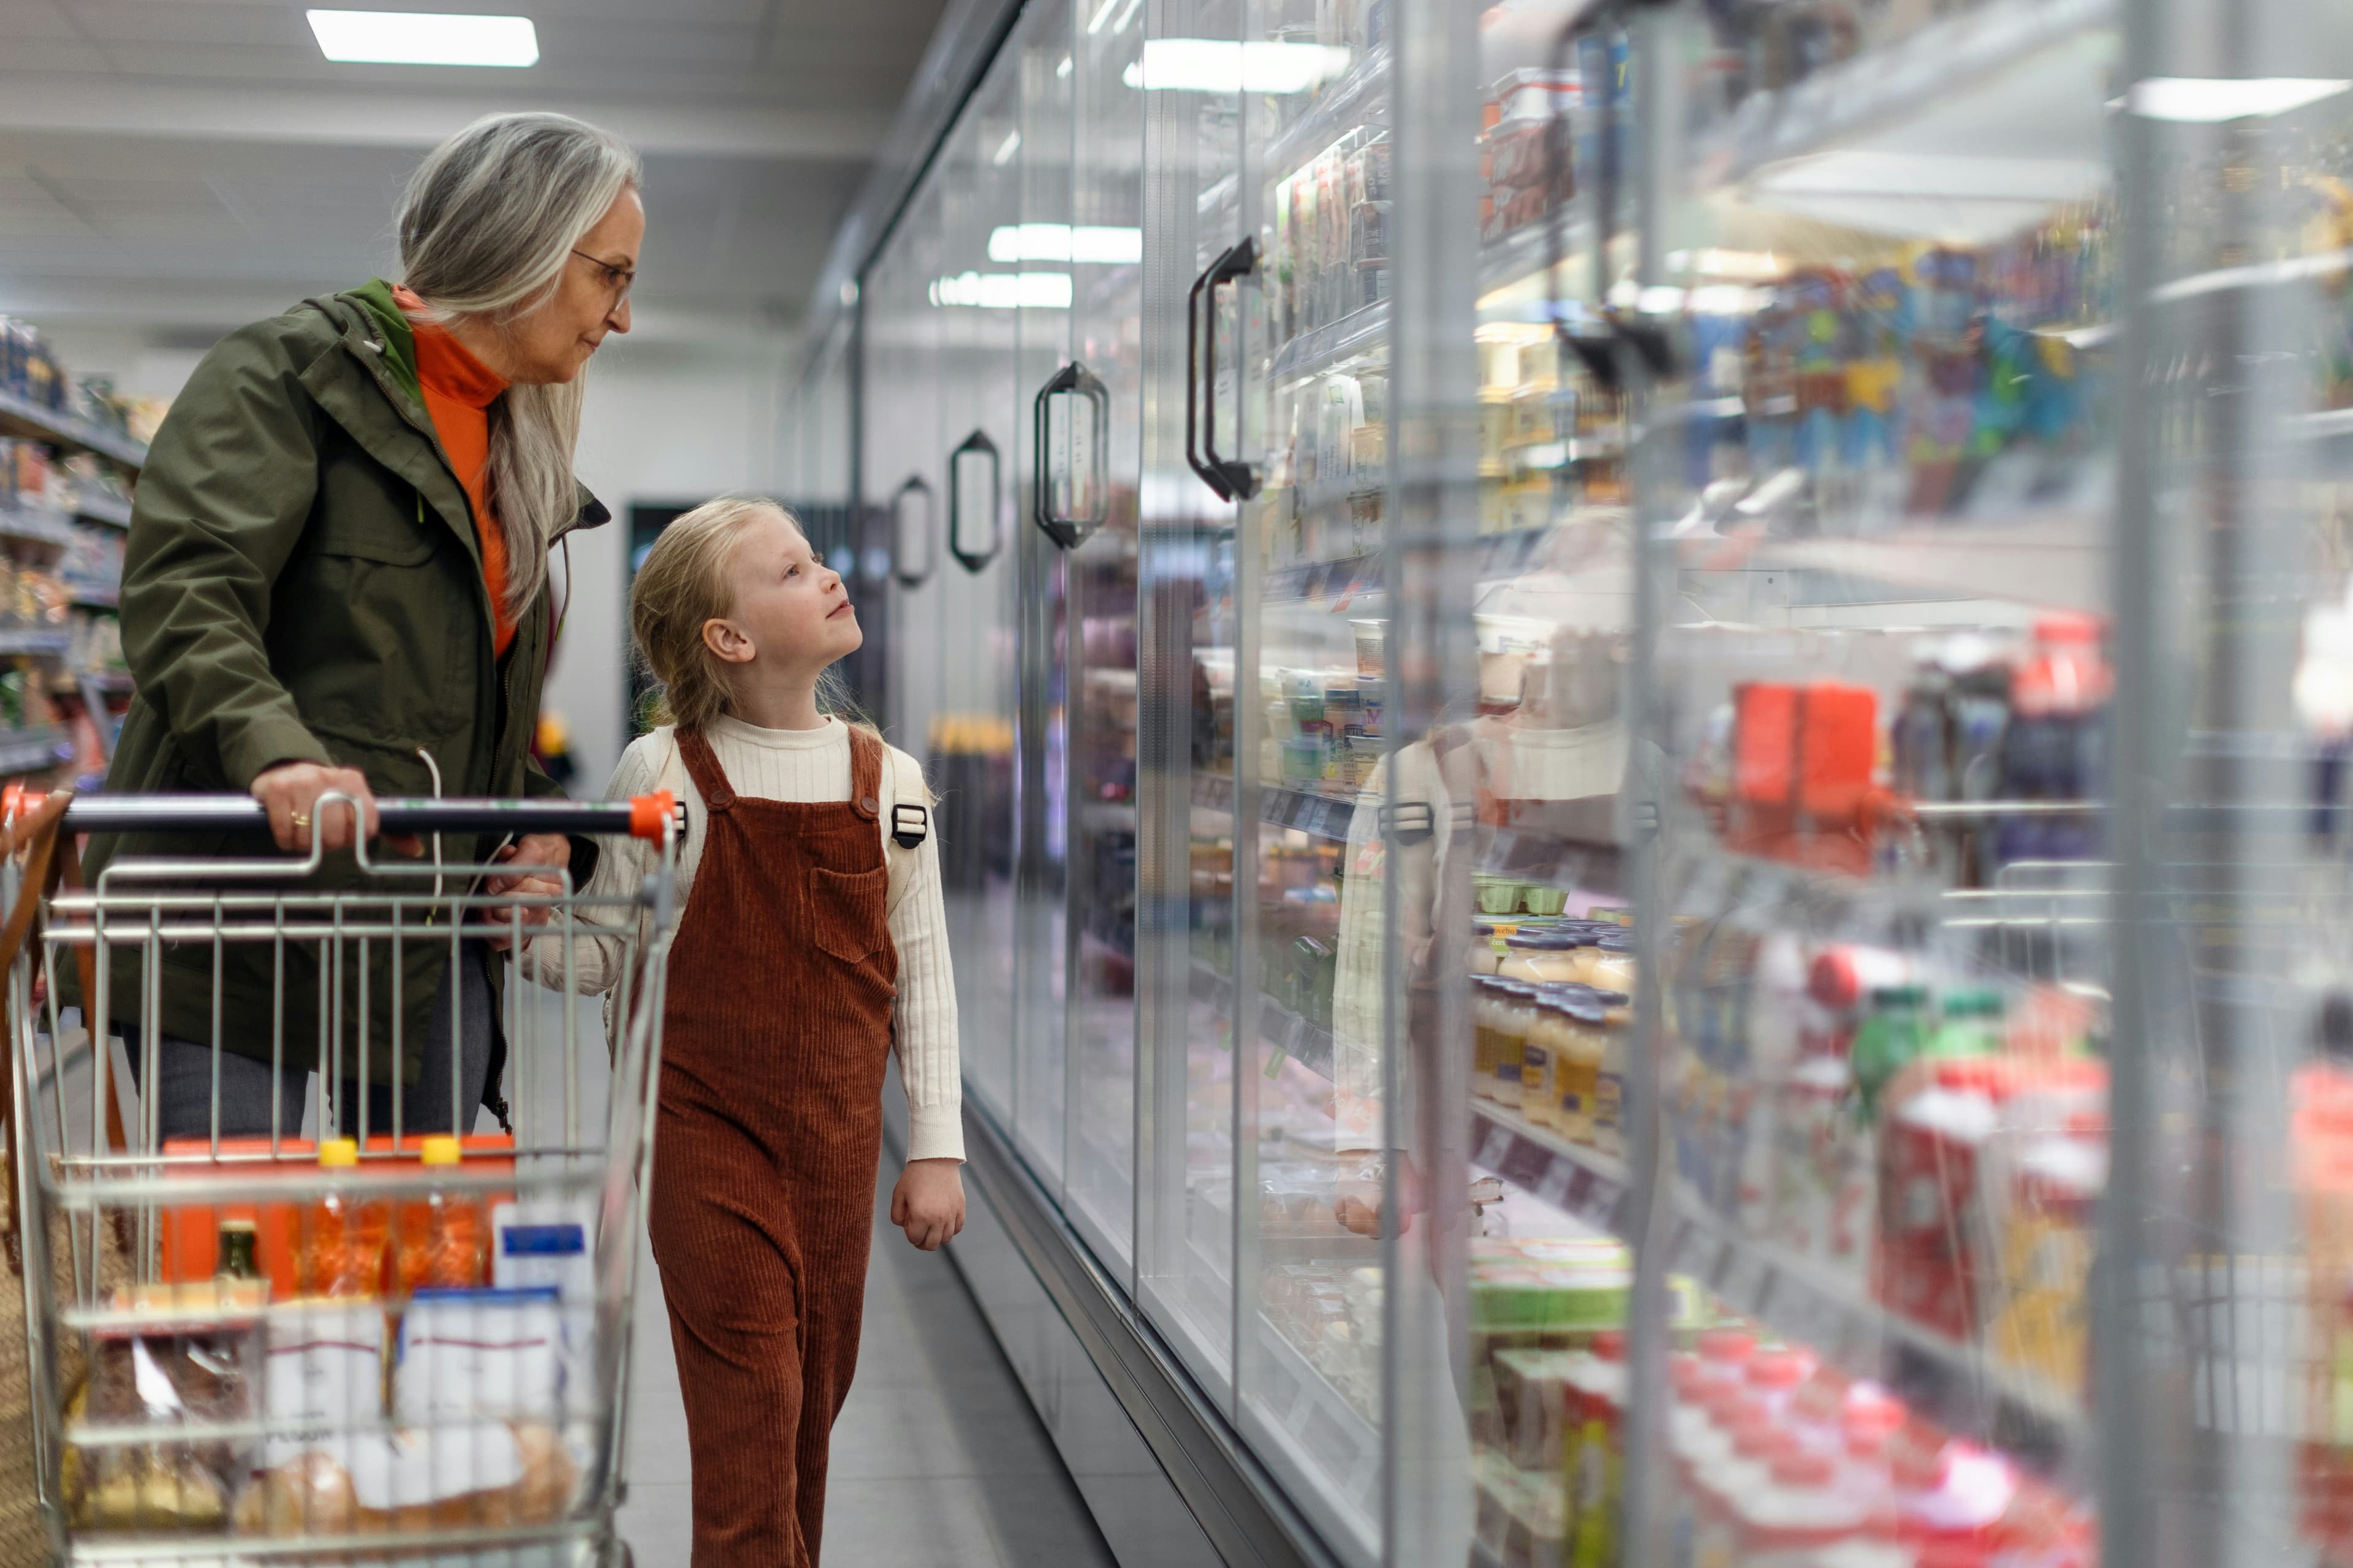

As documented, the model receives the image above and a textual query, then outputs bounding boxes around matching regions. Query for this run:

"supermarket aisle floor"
[617,1147,1121,1567]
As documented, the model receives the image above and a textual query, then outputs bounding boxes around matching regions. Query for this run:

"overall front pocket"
[809,865,890,964]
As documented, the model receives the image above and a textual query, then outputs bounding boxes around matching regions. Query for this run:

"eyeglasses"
[572,249,636,306]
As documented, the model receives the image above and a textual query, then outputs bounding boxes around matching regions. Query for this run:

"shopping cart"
[2,787,680,1566]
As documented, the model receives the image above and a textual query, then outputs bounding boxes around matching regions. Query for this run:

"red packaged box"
[158,1131,515,1298]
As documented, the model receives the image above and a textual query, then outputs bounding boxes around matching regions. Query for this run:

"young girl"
[561,495,964,1566]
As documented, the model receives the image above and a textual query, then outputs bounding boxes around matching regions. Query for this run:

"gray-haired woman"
[80,111,642,1142]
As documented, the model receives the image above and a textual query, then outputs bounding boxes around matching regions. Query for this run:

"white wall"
[555,340,790,789]
[36,327,789,796]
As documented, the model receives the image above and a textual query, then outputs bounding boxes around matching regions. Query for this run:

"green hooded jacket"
[77,280,607,1093]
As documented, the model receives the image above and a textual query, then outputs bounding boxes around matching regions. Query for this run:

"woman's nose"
[609,297,632,335]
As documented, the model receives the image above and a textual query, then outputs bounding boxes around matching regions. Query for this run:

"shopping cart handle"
[6,789,683,843]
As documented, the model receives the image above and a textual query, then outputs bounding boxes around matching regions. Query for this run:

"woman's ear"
[702,617,755,665]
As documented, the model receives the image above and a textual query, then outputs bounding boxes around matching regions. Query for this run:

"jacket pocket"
[809,865,890,965]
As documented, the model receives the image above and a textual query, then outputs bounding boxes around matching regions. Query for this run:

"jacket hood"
[344,278,422,405]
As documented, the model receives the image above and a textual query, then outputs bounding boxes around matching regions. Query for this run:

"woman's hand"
[251,762,379,853]
[891,1159,966,1251]
[483,834,570,950]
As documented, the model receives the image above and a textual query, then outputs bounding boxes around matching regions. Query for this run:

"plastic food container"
[1500,932,1590,985]
[1521,884,1569,917]
[1350,619,1386,683]
[1476,874,1524,915]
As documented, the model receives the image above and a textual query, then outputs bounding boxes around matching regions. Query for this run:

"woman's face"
[704,509,863,677]
[506,186,643,384]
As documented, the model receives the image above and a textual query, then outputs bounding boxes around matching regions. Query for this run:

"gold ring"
[290,811,311,830]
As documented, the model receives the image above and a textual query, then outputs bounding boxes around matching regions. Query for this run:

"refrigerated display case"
[775,0,2353,1561]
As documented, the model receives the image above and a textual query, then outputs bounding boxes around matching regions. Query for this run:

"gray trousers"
[126,945,494,1142]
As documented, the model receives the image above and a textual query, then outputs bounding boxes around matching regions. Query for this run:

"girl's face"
[702,509,862,677]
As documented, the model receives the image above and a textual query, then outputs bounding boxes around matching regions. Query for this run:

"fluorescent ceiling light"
[2123,76,2349,121]
[1124,39,1352,94]
[1086,0,1121,34]
[930,271,1074,309]
[1058,55,1074,79]
[993,130,1021,167]
[307,9,538,66]
[988,224,1143,264]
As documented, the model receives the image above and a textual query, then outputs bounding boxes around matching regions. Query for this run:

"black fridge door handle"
[948,427,1002,572]
[890,473,936,588]
[1186,248,1233,502]
[1033,360,1111,550]
[1200,237,1260,501]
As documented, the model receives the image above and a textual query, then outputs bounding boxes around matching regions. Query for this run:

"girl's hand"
[483,835,569,950]
[890,1158,965,1251]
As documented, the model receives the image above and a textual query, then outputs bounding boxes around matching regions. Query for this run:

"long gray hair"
[396,112,642,613]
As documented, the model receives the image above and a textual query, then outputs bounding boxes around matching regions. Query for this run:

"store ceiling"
[0,0,947,354]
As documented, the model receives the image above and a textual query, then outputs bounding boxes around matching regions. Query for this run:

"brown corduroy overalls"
[648,724,897,1567]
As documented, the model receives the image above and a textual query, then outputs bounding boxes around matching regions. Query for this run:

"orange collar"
[392,284,509,409]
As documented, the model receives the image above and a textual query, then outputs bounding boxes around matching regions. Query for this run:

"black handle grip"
[948,428,1002,572]
[1186,249,1235,501]
[1544,4,1675,392]
[891,474,938,588]
[51,795,683,840]
[1201,238,1260,501]
[1032,360,1111,549]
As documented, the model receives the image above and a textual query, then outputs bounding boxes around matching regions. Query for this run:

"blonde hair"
[630,494,873,734]
[398,112,642,616]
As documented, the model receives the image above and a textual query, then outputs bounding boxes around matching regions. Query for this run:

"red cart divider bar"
[5,789,681,843]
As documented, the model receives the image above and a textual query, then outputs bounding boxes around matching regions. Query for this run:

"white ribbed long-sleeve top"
[557,714,964,1163]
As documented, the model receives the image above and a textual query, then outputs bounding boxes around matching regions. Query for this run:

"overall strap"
[846,724,882,821]
[674,727,737,812]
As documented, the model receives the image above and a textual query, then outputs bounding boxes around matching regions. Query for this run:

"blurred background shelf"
[0,388,146,471]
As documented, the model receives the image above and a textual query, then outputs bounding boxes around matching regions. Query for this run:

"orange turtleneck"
[393,284,517,657]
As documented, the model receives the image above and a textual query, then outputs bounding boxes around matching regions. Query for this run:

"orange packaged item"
[158,1136,314,1298]
[1733,683,1801,805]
[1796,683,1877,819]
[395,1136,487,1293]
[305,1138,388,1298]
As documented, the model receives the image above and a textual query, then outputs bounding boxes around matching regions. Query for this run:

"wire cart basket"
[3,787,680,1566]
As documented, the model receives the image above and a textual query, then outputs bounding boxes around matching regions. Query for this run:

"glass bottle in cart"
[396,1134,487,1293]
[305,1137,387,1297]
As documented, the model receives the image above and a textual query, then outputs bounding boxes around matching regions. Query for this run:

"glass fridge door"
[1629,1,2118,1559]
[1135,0,1249,1414]
[1017,0,1080,1185]
[1064,0,1150,1270]
[1229,0,1395,1555]
[2110,7,2353,1564]
[934,70,1025,1132]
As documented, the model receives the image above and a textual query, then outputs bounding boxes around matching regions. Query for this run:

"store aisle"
[617,1148,1121,1567]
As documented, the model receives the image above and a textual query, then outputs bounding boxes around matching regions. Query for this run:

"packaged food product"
[232,1421,574,1535]
[1501,931,1590,984]
[63,1329,259,1532]
[1554,991,1608,1145]
[1521,995,1564,1132]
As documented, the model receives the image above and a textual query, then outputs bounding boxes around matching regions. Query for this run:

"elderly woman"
[81,112,642,1141]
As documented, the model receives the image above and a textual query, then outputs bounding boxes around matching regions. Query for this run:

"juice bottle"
[396,1135,487,1293]
[305,1138,386,1298]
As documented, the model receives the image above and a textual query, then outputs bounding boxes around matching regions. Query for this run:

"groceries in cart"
[9,790,678,1554]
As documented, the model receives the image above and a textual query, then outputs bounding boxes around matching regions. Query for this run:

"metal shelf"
[0,388,147,471]
[71,493,132,529]
[1189,960,1336,1083]
[1191,770,1357,844]
[67,581,119,612]
[1266,298,1390,385]
[1699,0,2113,192]
[1263,41,1390,182]
[0,507,77,550]
[1730,509,2107,615]
[1471,1100,2089,1472]
[0,629,72,657]
[0,724,73,777]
